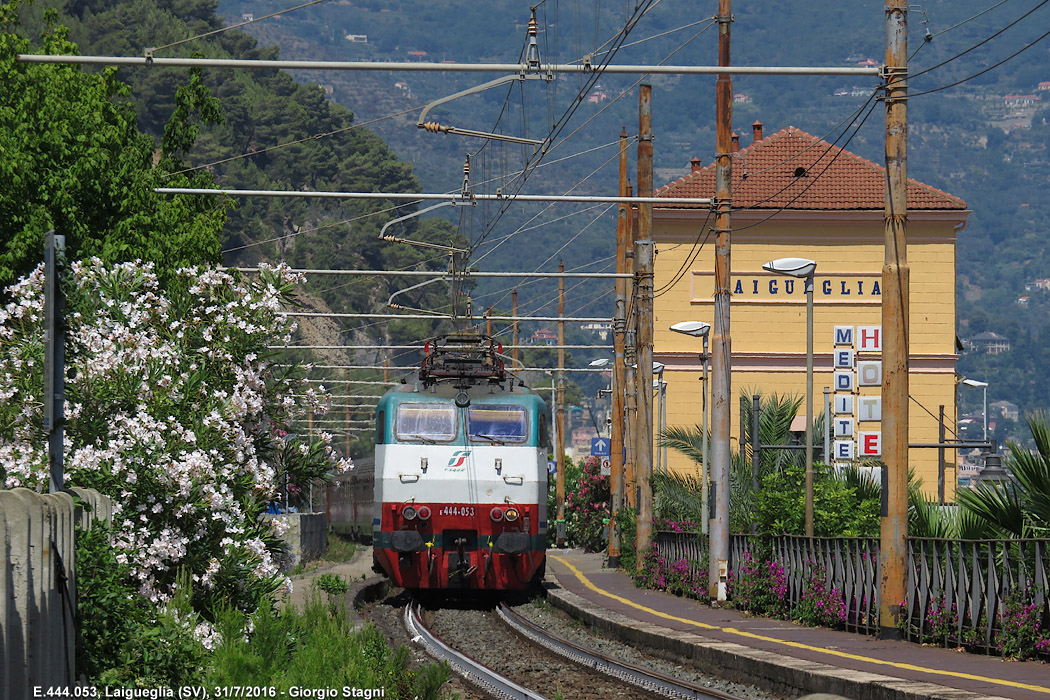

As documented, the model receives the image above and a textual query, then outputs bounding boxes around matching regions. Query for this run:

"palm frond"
[909,488,958,539]
[658,424,706,465]
[955,480,1025,538]
[652,471,706,522]
[835,463,881,502]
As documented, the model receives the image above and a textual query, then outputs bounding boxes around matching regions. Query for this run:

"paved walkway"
[280,546,376,611]
[545,549,1050,700]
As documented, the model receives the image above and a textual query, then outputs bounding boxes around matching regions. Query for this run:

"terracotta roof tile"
[655,126,967,210]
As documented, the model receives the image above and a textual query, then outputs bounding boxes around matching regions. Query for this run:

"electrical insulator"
[421,121,448,134]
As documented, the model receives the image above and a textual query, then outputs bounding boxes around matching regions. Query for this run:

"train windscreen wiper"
[471,433,506,445]
[402,434,439,444]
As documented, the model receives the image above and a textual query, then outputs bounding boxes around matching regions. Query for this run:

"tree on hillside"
[0,3,226,287]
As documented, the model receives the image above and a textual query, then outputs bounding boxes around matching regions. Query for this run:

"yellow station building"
[652,123,970,495]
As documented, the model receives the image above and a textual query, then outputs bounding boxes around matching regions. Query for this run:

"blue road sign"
[591,437,610,457]
[547,459,557,474]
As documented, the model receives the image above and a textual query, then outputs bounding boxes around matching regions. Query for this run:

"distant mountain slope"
[19,0,1050,439]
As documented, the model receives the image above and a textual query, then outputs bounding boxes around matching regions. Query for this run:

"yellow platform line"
[549,555,1050,695]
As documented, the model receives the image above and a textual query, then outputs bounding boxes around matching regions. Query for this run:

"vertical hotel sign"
[832,326,882,461]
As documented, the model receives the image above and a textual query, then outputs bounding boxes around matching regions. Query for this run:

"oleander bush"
[2,261,352,652]
[564,455,610,551]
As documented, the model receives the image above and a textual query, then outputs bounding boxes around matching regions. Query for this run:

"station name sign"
[691,272,882,302]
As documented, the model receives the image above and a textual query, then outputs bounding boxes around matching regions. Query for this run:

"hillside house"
[1025,278,1050,291]
[529,328,556,346]
[990,400,1019,421]
[969,331,1010,355]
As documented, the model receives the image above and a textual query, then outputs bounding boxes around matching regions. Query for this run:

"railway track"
[406,600,753,700]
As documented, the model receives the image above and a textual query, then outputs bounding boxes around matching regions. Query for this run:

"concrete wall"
[262,513,328,570]
[1,487,112,699]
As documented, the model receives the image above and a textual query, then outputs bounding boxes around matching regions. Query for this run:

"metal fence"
[907,538,1049,651]
[654,531,1050,651]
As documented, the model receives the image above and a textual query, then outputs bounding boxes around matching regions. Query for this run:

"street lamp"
[961,378,989,442]
[653,361,667,474]
[669,321,711,536]
[762,257,817,537]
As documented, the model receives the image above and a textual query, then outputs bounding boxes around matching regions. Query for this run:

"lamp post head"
[653,361,665,375]
[588,358,611,368]
[670,320,711,338]
[962,378,988,388]
[762,257,817,278]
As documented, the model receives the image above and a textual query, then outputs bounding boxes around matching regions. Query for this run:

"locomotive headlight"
[417,505,432,520]
[504,507,520,522]
[490,507,504,522]
[402,505,418,521]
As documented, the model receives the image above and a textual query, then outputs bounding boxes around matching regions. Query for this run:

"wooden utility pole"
[556,260,567,547]
[709,0,733,602]
[512,289,519,367]
[635,85,655,561]
[624,181,637,507]
[880,0,909,639]
[486,307,492,337]
[609,127,629,567]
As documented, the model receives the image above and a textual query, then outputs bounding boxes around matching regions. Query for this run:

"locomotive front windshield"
[395,403,457,441]
[468,405,528,443]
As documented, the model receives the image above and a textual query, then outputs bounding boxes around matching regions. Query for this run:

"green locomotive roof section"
[375,382,549,447]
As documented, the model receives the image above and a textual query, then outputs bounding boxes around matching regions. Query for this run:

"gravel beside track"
[508,596,784,700]
[360,585,783,700]
[425,603,667,699]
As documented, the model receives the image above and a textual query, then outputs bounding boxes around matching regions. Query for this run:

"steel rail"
[496,603,741,700]
[404,603,548,700]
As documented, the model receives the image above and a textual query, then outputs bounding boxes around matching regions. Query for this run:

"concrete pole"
[701,336,710,535]
[879,0,909,639]
[44,231,66,493]
[709,0,734,602]
[556,261,567,547]
[635,85,655,562]
[824,386,831,463]
[609,127,629,567]
[805,272,815,537]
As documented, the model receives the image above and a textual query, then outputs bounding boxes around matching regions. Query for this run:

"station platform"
[545,549,1049,700]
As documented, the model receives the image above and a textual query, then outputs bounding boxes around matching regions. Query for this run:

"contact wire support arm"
[417,74,550,146]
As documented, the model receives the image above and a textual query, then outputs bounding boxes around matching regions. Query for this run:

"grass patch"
[324,532,359,562]
[207,596,453,699]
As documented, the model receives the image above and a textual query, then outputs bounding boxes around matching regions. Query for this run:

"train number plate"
[438,506,476,517]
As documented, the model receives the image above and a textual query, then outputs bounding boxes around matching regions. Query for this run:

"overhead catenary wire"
[908,24,1050,98]
[150,0,328,54]
[907,0,1050,84]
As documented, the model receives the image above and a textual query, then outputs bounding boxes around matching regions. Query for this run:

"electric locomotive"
[371,332,549,590]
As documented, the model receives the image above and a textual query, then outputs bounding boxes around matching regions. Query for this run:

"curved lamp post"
[961,378,988,442]
[669,321,711,536]
[762,257,817,537]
